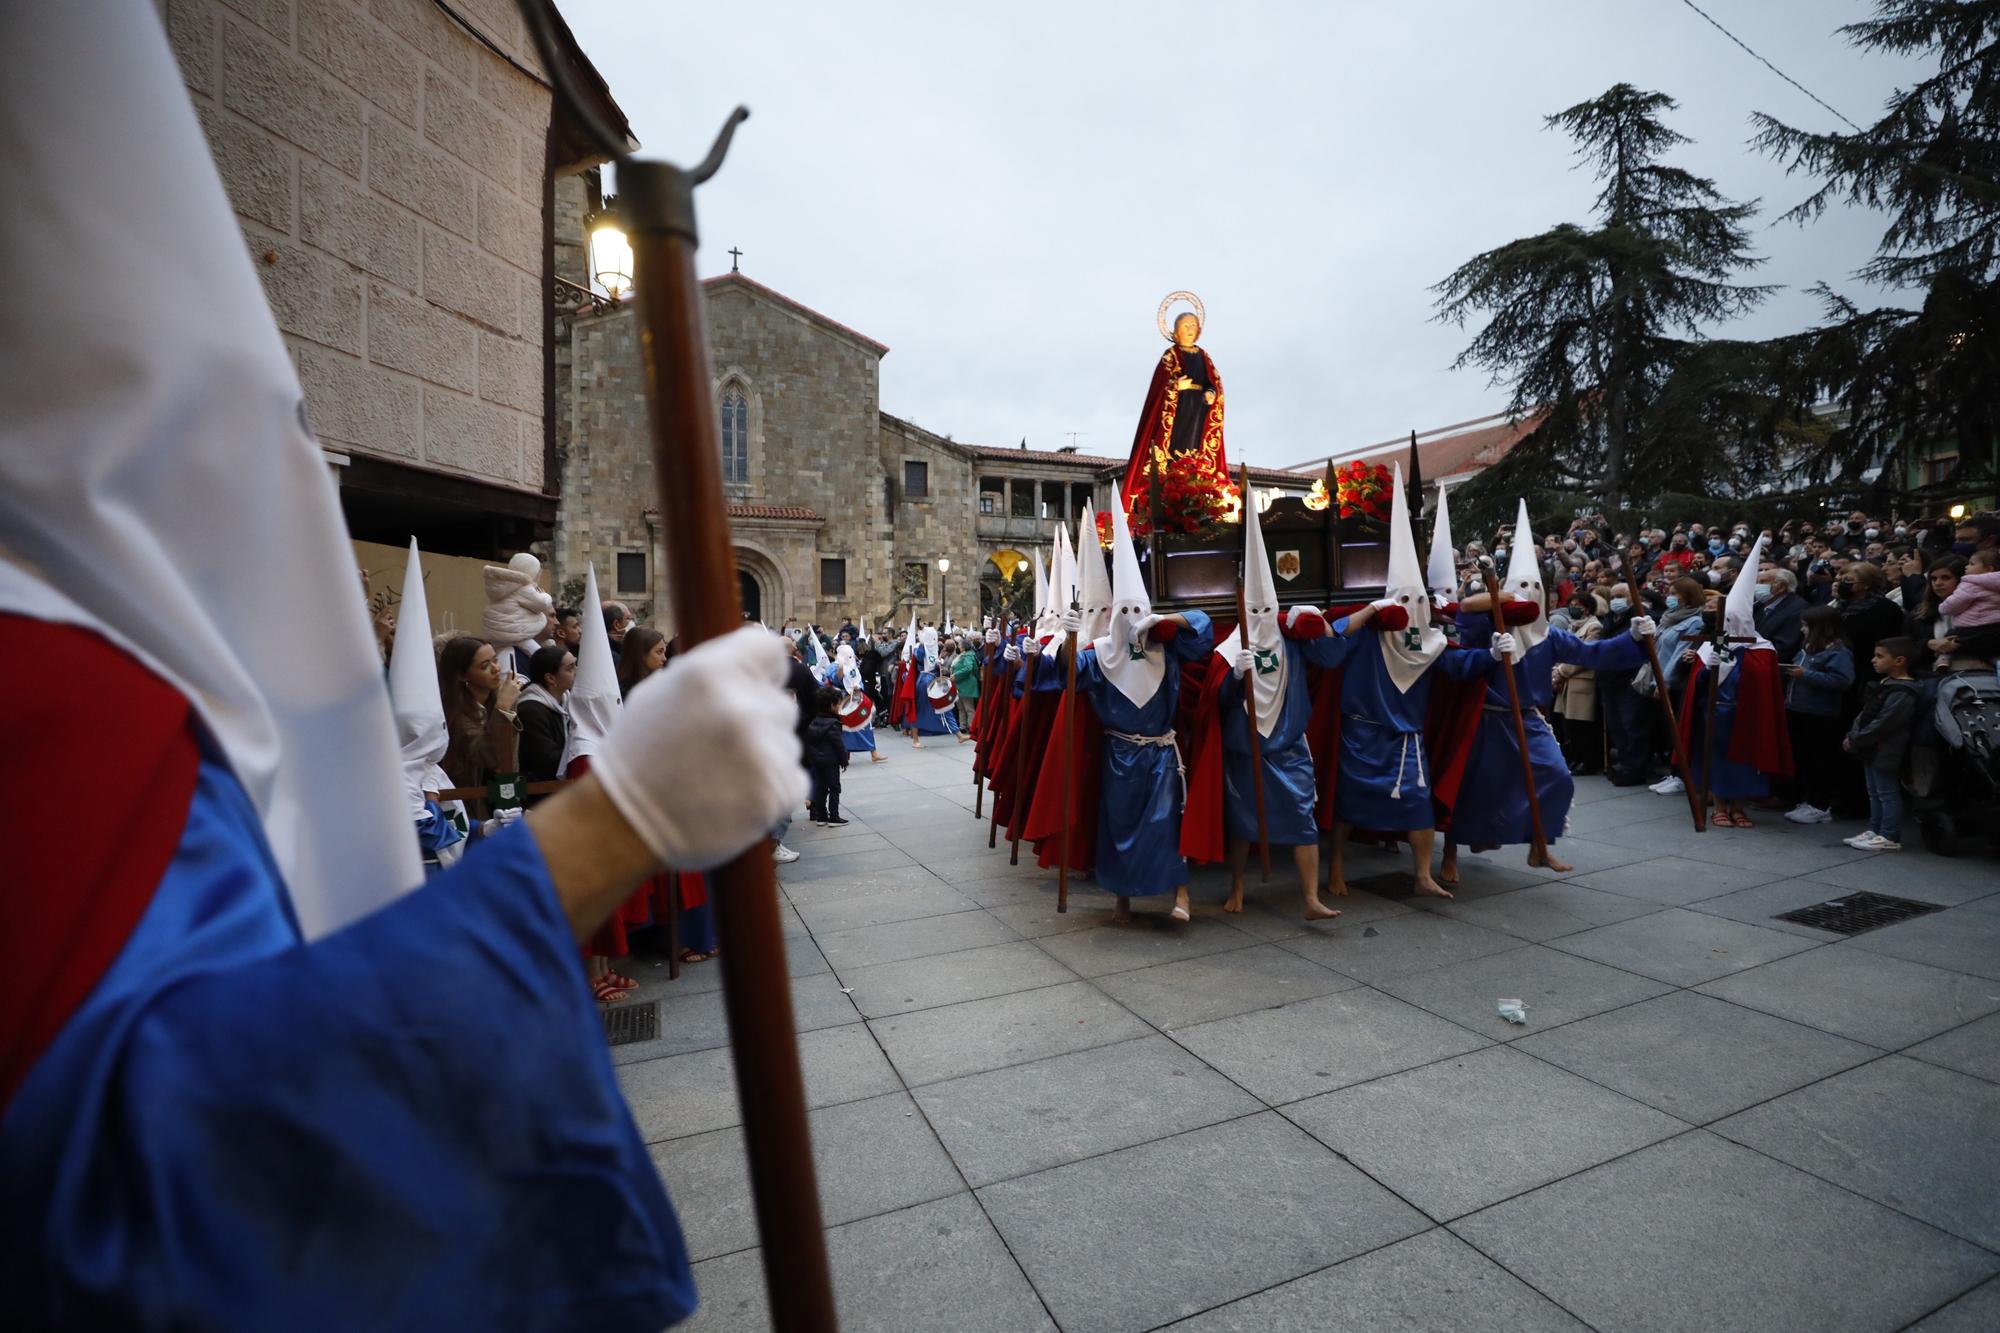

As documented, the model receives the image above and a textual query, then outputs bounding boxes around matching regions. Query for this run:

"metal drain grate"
[600,1000,659,1046]
[1774,891,1945,936]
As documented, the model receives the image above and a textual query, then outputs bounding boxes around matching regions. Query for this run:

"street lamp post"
[937,556,950,628]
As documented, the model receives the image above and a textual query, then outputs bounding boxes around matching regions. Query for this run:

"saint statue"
[1120,291,1231,520]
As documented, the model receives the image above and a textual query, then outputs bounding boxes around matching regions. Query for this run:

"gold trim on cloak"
[1147,346,1226,478]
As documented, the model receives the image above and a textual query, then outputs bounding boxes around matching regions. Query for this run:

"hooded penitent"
[1501,498,1548,654]
[1077,500,1114,643]
[0,6,420,940]
[1707,534,1773,682]
[1096,483,1166,707]
[1379,463,1447,693]
[1044,522,1077,638]
[563,560,621,776]
[1031,543,1057,641]
[1214,499,1285,737]
[483,552,553,651]
[1427,482,1458,609]
[835,642,863,693]
[387,541,447,821]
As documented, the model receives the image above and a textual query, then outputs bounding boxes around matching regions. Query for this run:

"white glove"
[1003,643,1020,663]
[985,629,999,646]
[1233,648,1254,677]
[1024,635,1044,656]
[1369,598,1397,614]
[592,626,807,869]
[1490,632,1519,661]
[1628,615,1657,638]
[1059,608,1083,637]
[1286,605,1322,625]
[1132,612,1166,638]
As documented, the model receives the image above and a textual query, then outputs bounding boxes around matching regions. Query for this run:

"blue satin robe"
[1688,656,1769,799]
[913,644,959,735]
[818,663,876,752]
[1451,613,1646,845]
[3,756,695,1330]
[1329,620,1497,830]
[1218,635,1348,845]
[1075,611,1215,895]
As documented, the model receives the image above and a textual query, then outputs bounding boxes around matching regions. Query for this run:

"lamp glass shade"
[937,557,950,572]
[589,220,633,300]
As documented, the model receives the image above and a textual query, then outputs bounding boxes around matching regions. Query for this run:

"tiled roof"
[644,502,824,523]
[965,444,1126,469]
[1288,411,1544,480]
[701,273,888,355]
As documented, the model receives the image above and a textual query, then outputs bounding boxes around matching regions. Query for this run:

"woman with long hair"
[617,626,667,699]
[1781,604,1856,824]
[1909,555,1967,673]
[436,636,519,791]
[517,644,574,786]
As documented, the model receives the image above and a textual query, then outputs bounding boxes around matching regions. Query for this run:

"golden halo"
[1156,290,1206,341]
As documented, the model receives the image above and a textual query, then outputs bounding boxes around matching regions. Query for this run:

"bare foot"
[1328,877,1351,898]
[1223,884,1245,913]
[1412,876,1455,899]
[1302,899,1341,922]
[911,739,923,749]
[870,753,886,763]
[1112,896,1132,924]
[1438,860,1460,886]
[1528,849,1573,872]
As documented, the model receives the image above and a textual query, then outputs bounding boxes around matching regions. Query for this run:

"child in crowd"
[1782,604,1856,825]
[1938,547,2000,661]
[1841,636,1922,851]
[805,685,851,827]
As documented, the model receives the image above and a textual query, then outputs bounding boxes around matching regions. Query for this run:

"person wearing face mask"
[1636,576,1711,794]
[1656,532,1694,576]
[1753,567,1804,665]
[1599,587,1655,785]
[1552,594,1608,774]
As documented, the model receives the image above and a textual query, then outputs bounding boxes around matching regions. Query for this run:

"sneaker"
[812,819,828,828]
[772,843,800,864]
[1860,833,1902,851]
[825,816,850,827]
[1784,804,1832,825]
[1649,775,1684,795]
[1841,831,1878,848]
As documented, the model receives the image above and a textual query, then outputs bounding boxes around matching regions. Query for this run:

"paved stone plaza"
[613,739,2000,1332]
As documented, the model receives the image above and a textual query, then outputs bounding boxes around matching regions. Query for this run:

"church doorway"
[738,568,761,623]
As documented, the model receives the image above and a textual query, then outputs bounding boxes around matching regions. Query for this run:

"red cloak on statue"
[1120,344,1230,523]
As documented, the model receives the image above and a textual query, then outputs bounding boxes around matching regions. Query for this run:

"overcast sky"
[563,0,1926,471]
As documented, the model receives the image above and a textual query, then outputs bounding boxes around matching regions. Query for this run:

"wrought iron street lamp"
[937,557,950,627]
[587,206,633,301]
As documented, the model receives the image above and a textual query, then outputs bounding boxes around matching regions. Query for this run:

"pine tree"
[1752,0,2000,499]
[1434,85,1776,529]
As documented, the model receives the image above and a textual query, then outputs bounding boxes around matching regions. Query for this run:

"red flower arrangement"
[1095,508,1114,548]
[1124,453,1238,538]
[1335,460,1392,523]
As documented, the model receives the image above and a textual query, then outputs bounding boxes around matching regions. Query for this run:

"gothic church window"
[720,384,749,484]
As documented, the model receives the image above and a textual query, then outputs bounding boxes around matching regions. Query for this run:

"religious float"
[1113,291,1396,614]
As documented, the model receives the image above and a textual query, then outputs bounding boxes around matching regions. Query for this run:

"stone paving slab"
[617,1022,900,1144]
[984,892,1129,937]
[1782,853,2000,905]
[1173,987,1490,1105]
[1163,1226,1587,1331]
[1845,901,2000,980]
[1095,942,1361,1029]
[813,907,1019,971]
[1697,946,2000,1050]
[1284,1044,1685,1220]
[1715,1055,2000,1250]
[1512,990,1877,1124]
[791,880,979,934]
[1566,853,1788,906]
[914,1035,1262,1187]
[1431,879,1667,941]
[1034,914,1261,978]
[1907,1012,2000,1084]
[1451,1131,2000,1333]
[1277,908,1525,984]
[1681,875,1863,940]
[867,979,1152,1087]
[1376,943,1674,1042]
[837,938,1077,1019]
[1547,907,1819,987]
[979,1112,1429,1333]
[683,1194,1055,1333]
[651,1090,963,1262]
[610,972,860,1065]
[1910,1276,2000,1332]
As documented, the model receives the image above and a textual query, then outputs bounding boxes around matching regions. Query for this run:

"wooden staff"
[1235,468,1271,882]
[540,63,836,1324]
[1640,634,1706,831]
[1479,558,1552,867]
[986,622,1014,850]
[973,615,1008,820]
[1007,627,1040,866]
[1700,646,1721,822]
[1058,597,1079,912]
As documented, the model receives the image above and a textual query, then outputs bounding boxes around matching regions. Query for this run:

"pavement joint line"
[839,965,1089,1024]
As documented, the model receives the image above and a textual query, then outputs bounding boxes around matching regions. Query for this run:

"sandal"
[679,948,717,964]
[606,971,639,991]
[592,977,629,1004]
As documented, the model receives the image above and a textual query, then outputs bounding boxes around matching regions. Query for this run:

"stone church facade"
[549,175,1310,634]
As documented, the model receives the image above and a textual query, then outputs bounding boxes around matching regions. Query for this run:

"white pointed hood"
[919,625,940,663]
[834,641,862,692]
[1502,498,1548,654]
[1095,483,1167,708]
[1032,544,1058,640]
[1048,522,1077,632]
[1077,501,1114,644]
[901,607,918,662]
[1216,505,1286,736]
[1379,463,1447,693]
[563,561,621,774]
[388,541,447,820]
[0,4,421,939]
[1725,535,1770,647]
[1427,483,1457,606]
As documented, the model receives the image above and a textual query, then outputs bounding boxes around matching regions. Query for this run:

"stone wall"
[558,305,655,615]
[165,0,550,491]
[879,416,984,630]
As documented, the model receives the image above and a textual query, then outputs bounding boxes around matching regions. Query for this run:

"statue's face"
[1173,313,1199,349]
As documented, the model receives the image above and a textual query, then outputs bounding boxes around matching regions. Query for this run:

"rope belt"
[1106,728,1185,800]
